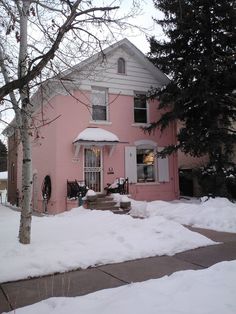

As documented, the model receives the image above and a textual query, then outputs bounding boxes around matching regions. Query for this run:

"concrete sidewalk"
[1,227,236,313]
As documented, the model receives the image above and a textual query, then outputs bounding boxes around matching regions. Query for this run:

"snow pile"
[0,204,214,283]
[129,197,236,233]
[86,189,96,196]
[0,189,7,203]
[121,195,130,202]
[0,171,7,180]
[6,260,236,314]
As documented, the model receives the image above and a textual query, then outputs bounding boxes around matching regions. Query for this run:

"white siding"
[125,146,137,183]
[68,47,162,96]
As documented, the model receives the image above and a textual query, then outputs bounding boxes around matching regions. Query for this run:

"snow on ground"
[0,204,214,283]
[0,171,7,180]
[126,196,236,233]
[5,260,236,314]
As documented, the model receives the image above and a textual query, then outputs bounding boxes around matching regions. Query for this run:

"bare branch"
[0,2,119,100]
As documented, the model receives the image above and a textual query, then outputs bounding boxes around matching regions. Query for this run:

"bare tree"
[0,0,141,244]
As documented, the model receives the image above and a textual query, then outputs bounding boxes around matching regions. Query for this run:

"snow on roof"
[73,128,119,143]
[0,171,7,180]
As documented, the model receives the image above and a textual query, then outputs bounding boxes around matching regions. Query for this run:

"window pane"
[92,88,107,121]
[134,109,147,123]
[92,106,107,120]
[92,89,106,106]
[136,149,155,182]
[134,94,147,123]
[118,58,125,74]
[134,95,146,108]
[137,165,155,182]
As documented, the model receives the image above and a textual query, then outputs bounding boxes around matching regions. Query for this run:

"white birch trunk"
[18,0,33,244]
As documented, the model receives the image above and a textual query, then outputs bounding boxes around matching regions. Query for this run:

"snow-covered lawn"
[0,203,215,283]
[6,260,236,314]
[127,196,236,233]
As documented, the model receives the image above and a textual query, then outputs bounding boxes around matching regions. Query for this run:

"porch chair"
[67,180,88,199]
[105,177,129,195]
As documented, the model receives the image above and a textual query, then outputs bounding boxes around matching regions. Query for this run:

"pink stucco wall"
[30,90,179,214]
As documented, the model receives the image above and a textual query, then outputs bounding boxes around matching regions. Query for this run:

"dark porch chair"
[105,177,129,195]
[67,180,88,198]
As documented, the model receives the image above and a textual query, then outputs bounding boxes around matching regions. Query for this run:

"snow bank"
[130,197,236,233]
[0,171,7,180]
[6,260,236,314]
[86,189,96,196]
[0,204,214,283]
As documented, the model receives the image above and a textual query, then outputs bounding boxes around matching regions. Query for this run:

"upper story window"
[92,87,108,121]
[134,93,147,123]
[117,57,126,74]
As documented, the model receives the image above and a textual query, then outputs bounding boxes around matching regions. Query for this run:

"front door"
[84,147,102,192]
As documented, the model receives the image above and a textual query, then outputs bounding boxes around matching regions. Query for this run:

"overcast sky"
[121,0,164,52]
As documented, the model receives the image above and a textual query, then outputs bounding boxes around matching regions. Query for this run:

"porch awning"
[73,127,120,158]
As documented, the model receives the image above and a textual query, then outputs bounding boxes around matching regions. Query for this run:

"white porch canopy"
[73,127,120,158]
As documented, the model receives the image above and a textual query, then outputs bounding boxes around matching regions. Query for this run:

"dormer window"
[118,57,126,74]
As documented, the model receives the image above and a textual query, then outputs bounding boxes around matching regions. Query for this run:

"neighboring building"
[178,150,208,197]
[5,38,179,214]
[178,120,236,197]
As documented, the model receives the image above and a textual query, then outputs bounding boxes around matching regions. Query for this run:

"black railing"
[67,180,88,199]
[105,177,129,195]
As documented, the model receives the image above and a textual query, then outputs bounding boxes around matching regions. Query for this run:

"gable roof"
[61,38,170,85]
[2,38,169,137]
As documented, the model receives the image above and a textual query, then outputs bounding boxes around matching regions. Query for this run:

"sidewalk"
[1,227,236,313]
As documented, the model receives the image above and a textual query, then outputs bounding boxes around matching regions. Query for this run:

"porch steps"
[86,194,129,215]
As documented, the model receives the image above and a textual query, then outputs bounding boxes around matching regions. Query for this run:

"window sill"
[89,120,112,125]
[135,182,160,185]
[131,123,150,127]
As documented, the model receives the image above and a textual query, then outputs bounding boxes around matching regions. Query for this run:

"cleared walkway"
[1,227,236,313]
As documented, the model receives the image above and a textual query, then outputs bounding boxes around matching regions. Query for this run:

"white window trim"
[136,182,160,186]
[117,57,126,75]
[135,140,158,183]
[131,123,150,127]
[91,87,109,122]
[133,92,150,124]
[89,120,112,125]
[134,140,157,147]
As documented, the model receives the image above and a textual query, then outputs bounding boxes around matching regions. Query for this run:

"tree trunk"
[18,0,33,244]
[18,109,32,244]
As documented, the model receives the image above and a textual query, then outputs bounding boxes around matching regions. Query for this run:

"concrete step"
[88,202,118,210]
[97,193,107,198]
[86,194,129,214]
[89,196,114,203]
[90,207,129,215]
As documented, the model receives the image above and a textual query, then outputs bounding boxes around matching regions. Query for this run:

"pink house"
[7,39,179,214]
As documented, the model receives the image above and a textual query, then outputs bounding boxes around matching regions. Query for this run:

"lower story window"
[136,148,155,182]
